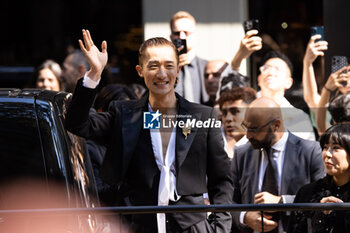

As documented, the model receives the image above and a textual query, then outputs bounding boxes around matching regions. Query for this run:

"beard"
[249,127,276,150]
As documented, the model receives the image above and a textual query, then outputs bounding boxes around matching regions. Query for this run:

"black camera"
[243,19,259,33]
[173,38,187,55]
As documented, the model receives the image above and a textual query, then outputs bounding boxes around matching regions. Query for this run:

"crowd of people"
[28,10,350,233]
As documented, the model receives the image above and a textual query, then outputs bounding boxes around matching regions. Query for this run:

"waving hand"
[78,29,108,81]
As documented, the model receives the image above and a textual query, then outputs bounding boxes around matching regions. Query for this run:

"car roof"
[0,88,69,100]
[0,89,72,110]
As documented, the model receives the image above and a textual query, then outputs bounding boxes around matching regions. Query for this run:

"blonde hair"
[170,11,196,29]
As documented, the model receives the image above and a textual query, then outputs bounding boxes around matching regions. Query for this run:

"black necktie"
[262,148,280,231]
[262,148,278,195]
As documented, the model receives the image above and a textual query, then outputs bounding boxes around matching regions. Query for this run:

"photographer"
[170,11,208,104]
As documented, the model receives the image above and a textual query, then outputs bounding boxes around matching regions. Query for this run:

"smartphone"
[243,19,259,33]
[332,56,348,86]
[173,38,187,55]
[310,26,325,42]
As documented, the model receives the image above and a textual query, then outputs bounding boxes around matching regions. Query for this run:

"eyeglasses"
[172,31,194,37]
[259,64,280,73]
[241,117,280,133]
[221,107,240,117]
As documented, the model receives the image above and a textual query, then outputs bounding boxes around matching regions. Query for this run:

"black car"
[0,89,125,233]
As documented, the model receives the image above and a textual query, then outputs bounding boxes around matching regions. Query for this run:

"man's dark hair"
[219,70,250,95]
[138,37,178,66]
[262,50,293,75]
[328,93,350,123]
[218,87,257,110]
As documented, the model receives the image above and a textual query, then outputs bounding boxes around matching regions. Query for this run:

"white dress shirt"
[148,105,180,233]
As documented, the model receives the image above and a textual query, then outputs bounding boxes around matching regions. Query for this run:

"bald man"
[231,97,325,233]
[203,60,228,107]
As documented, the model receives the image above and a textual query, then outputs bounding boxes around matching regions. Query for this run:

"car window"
[0,101,46,182]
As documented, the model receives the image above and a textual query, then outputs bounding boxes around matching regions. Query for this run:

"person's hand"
[320,196,343,214]
[254,191,282,204]
[303,35,328,66]
[324,66,348,92]
[238,30,262,59]
[231,30,262,70]
[178,53,191,68]
[244,211,278,232]
[78,29,108,81]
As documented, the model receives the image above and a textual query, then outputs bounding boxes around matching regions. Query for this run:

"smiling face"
[136,45,179,98]
[258,58,293,93]
[322,138,350,178]
[36,68,60,91]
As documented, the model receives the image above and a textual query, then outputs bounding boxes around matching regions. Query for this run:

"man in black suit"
[65,30,233,233]
[231,97,325,233]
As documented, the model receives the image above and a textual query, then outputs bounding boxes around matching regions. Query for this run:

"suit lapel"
[175,95,201,169]
[250,148,261,201]
[121,94,148,177]
[281,133,299,194]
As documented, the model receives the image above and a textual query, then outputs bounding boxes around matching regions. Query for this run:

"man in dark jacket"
[65,29,233,233]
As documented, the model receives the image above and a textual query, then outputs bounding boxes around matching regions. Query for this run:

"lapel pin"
[182,122,191,139]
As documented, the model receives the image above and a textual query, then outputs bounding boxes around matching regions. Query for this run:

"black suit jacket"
[231,133,325,233]
[65,79,233,232]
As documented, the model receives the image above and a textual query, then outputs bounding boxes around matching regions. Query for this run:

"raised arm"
[65,30,112,141]
[316,66,348,134]
[302,35,328,115]
[231,30,262,71]
[78,29,108,81]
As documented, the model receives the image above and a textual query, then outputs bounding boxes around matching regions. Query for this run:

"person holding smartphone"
[302,34,328,117]
[316,64,350,134]
[170,11,209,104]
[230,29,262,71]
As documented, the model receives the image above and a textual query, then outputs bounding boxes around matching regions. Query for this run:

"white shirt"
[221,127,249,159]
[82,73,100,88]
[148,105,180,233]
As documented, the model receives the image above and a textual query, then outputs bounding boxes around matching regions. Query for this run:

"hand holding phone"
[173,38,187,55]
[243,19,259,33]
[332,56,348,86]
[310,26,325,42]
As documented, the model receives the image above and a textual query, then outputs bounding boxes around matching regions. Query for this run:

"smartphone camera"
[173,38,187,55]
[332,56,348,87]
[243,19,259,33]
[310,26,325,42]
